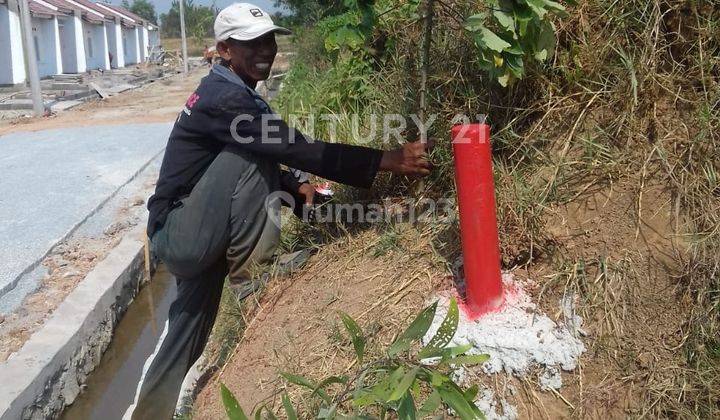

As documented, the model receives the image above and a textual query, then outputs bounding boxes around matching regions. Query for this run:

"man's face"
[217,33,278,84]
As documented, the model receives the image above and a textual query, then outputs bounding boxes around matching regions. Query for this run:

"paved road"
[0,123,171,299]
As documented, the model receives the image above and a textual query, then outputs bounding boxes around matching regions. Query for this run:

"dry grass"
[193,224,451,418]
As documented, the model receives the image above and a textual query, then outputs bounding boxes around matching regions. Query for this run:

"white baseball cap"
[214,3,291,42]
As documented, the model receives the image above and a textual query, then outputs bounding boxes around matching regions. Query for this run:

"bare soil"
[0,69,205,136]
[193,226,446,418]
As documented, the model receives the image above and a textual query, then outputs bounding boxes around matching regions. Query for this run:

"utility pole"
[17,0,44,116]
[178,0,188,74]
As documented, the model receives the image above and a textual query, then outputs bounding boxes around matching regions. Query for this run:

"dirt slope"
[192,178,688,418]
[193,227,445,418]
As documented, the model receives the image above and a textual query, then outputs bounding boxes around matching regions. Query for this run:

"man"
[125,3,432,418]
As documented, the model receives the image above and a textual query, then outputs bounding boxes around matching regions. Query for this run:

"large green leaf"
[524,0,549,19]
[356,366,406,406]
[379,366,407,401]
[446,353,491,366]
[478,27,512,52]
[464,13,488,31]
[534,20,556,61]
[436,384,485,419]
[493,10,515,36]
[220,383,249,420]
[419,298,459,358]
[397,392,417,420]
[388,367,419,401]
[388,301,438,356]
[505,54,525,78]
[542,0,566,13]
[281,393,297,420]
[417,390,442,417]
[352,389,378,408]
[339,311,366,364]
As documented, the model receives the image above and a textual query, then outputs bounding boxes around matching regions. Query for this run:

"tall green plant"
[320,0,377,54]
[221,298,490,419]
[465,0,575,86]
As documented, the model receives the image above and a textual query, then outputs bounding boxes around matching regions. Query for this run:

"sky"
[109,0,287,17]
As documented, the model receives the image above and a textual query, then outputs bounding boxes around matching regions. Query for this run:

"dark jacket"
[147,66,383,237]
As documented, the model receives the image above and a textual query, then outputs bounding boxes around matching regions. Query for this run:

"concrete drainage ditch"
[0,227,156,419]
[60,266,175,420]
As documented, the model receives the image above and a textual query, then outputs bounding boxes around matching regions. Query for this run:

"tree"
[160,0,216,40]
[274,0,345,23]
[129,0,158,23]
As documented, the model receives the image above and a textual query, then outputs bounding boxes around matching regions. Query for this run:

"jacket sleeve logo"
[182,92,200,116]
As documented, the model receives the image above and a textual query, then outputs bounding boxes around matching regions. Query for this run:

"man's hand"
[379,139,435,177]
[298,182,315,205]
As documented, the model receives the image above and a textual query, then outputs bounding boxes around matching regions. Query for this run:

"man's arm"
[199,97,384,188]
[185,88,432,185]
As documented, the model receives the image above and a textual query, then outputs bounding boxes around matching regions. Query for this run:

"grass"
[161,37,215,57]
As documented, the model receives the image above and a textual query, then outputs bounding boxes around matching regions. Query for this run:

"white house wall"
[58,12,86,74]
[82,21,109,70]
[121,25,139,65]
[0,2,27,85]
[31,16,63,78]
[140,26,148,61]
[133,26,141,62]
[52,16,63,74]
[148,29,159,49]
[105,20,124,68]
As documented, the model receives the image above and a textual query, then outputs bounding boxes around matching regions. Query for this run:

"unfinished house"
[148,24,159,51]
[47,0,108,73]
[94,3,141,65]
[29,0,64,78]
[63,0,115,69]
[104,17,123,68]
[121,24,140,65]
[0,0,26,86]
[54,1,86,73]
[0,0,158,85]
[100,4,153,60]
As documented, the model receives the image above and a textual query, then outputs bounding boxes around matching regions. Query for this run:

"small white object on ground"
[474,388,518,420]
[424,273,585,390]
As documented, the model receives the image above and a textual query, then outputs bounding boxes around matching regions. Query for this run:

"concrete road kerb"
[0,225,154,420]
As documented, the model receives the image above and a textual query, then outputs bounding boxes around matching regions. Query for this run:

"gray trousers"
[125,145,281,420]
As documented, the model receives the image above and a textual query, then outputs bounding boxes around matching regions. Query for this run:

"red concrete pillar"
[451,123,503,317]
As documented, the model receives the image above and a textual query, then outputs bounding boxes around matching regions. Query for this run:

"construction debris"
[0,60,204,119]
